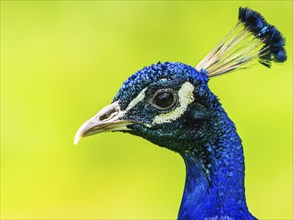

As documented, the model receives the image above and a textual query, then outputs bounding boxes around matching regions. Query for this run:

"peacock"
[74,7,286,220]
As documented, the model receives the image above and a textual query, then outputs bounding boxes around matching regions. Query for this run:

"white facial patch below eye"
[152,82,195,125]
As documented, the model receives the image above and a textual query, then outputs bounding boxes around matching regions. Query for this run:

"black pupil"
[154,92,174,109]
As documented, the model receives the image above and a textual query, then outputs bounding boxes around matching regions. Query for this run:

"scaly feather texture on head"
[114,62,209,110]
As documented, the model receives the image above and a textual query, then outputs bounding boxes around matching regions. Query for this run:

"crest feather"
[196,7,287,77]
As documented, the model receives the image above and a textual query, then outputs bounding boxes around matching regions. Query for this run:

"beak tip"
[74,133,82,145]
[74,120,90,145]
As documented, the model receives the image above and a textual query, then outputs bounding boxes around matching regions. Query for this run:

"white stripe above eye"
[126,87,147,111]
[152,82,195,125]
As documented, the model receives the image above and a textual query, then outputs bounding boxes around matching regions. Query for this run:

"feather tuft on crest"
[196,7,287,77]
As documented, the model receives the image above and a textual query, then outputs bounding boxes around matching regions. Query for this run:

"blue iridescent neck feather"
[178,96,256,219]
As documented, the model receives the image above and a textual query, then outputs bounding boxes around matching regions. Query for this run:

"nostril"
[99,108,118,121]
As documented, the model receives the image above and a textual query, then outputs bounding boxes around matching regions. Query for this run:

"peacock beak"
[74,101,132,145]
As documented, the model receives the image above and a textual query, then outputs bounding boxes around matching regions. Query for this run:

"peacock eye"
[152,89,177,111]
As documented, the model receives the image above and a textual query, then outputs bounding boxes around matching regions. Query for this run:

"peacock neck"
[177,112,256,220]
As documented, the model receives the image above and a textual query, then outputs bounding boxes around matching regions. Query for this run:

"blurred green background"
[1,1,292,219]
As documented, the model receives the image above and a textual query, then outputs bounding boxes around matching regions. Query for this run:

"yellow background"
[1,1,292,219]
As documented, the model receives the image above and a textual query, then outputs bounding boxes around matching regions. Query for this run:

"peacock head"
[75,62,218,153]
[74,7,286,154]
